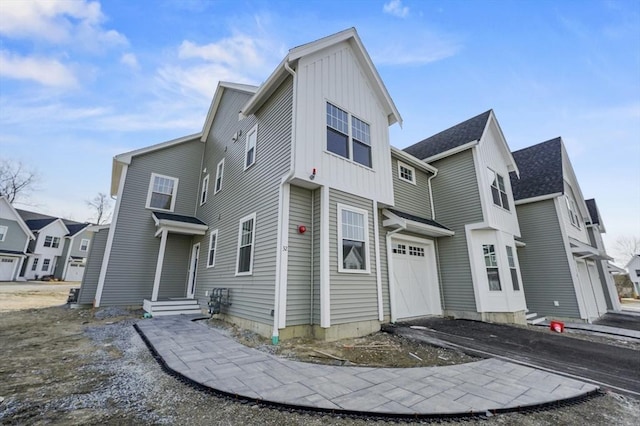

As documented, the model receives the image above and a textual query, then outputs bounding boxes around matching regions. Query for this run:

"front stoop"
[143,299,203,317]
[526,311,546,325]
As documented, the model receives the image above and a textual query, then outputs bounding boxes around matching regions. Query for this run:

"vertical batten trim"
[372,200,383,321]
[151,228,168,302]
[320,185,331,327]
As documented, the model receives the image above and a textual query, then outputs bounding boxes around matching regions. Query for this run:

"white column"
[151,228,168,302]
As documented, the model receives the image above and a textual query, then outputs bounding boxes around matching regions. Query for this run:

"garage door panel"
[66,264,85,282]
[0,257,17,281]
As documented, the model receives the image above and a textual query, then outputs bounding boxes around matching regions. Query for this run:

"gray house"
[404,110,528,324]
[510,137,612,322]
[0,196,34,281]
[54,223,94,282]
[80,28,460,342]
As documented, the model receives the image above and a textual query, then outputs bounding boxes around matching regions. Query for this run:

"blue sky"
[1,0,638,263]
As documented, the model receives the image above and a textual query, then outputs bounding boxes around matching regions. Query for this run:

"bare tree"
[86,192,112,225]
[614,236,640,266]
[0,159,38,204]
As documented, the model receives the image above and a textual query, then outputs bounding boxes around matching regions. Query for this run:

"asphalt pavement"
[385,317,640,399]
[595,312,640,332]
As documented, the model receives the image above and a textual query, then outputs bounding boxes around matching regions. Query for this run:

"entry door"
[187,243,200,299]
[576,259,598,320]
[391,238,442,320]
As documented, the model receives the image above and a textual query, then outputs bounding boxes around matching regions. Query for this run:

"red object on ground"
[550,320,565,333]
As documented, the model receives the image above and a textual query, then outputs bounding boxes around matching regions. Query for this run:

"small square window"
[146,173,179,212]
[397,161,416,184]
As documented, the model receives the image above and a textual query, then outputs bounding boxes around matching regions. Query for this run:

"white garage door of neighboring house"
[66,263,85,282]
[0,257,17,281]
[391,238,442,320]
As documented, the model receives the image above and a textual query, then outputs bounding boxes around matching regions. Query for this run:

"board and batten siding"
[516,199,580,318]
[391,157,432,219]
[431,149,483,312]
[100,139,204,306]
[78,228,109,305]
[329,188,378,325]
[293,41,394,205]
[0,218,28,252]
[194,78,293,326]
[286,185,313,326]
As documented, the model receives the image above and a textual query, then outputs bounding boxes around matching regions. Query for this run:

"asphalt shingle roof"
[403,110,491,160]
[152,212,206,226]
[24,218,57,231]
[510,137,564,201]
[585,199,599,225]
[387,209,451,231]
[66,223,90,236]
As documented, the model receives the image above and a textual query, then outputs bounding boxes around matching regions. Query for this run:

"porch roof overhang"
[0,249,26,257]
[152,212,208,237]
[607,262,627,274]
[569,238,612,261]
[382,209,454,238]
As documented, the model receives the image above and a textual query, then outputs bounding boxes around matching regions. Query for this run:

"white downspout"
[386,225,406,323]
[272,60,297,345]
[427,168,438,220]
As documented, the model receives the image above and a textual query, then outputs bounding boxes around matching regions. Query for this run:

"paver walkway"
[135,316,599,417]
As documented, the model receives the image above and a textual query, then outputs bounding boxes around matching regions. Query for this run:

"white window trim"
[506,245,520,291]
[31,257,39,271]
[337,203,370,274]
[200,174,210,205]
[52,237,60,248]
[565,196,581,229]
[0,225,7,242]
[325,101,373,169]
[207,229,218,268]
[80,239,90,252]
[214,158,224,194]
[235,213,256,276]
[244,124,258,171]
[44,235,53,247]
[145,173,179,212]
[483,244,502,291]
[42,258,50,272]
[397,160,416,185]
[488,168,510,212]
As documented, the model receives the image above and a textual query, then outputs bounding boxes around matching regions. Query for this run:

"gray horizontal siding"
[378,208,390,319]
[0,218,28,252]
[193,77,293,326]
[312,188,321,325]
[286,185,313,326]
[391,157,432,218]
[100,139,204,306]
[516,199,580,318]
[69,230,92,258]
[158,234,192,299]
[78,228,109,305]
[329,188,378,325]
[431,149,483,312]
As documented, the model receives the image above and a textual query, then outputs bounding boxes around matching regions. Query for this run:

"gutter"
[272,60,297,345]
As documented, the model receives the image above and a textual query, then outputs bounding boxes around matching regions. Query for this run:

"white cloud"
[0,0,127,49]
[0,50,78,87]
[120,53,140,70]
[383,0,409,18]
[373,32,461,65]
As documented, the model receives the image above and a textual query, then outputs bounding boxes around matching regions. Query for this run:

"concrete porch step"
[143,299,203,317]
[148,308,204,317]
[525,311,546,325]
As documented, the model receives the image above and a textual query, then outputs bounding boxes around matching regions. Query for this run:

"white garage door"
[391,238,442,320]
[0,257,17,281]
[66,263,85,282]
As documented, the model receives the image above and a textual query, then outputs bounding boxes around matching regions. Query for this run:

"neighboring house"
[16,209,91,281]
[627,255,640,297]
[510,137,611,322]
[0,196,35,281]
[403,110,528,324]
[80,28,465,342]
[584,198,622,311]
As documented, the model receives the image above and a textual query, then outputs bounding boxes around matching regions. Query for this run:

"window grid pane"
[351,116,370,145]
[327,103,349,134]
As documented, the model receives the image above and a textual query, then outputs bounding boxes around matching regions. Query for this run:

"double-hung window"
[0,225,7,242]
[80,239,90,252]
[565,196,581,228]
[31,258,39,271]
[236,213,256,275]
[42,258,50,272]
[338,204,369,273]
[146,173,178,211]
[488,169,509,211]
[214,159,224,194]
[326,103,372,168]
[44,236,60,248]
[483,244,501,291]
[245,125,257,170]
[506,246,519,291]
[200,174,209,205]
[207,230,218,268]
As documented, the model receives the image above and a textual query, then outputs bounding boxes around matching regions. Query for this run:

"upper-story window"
[146,173,179,212]
[245,125,258,170]
[506,246,519,291]
[0,225,7,242]
[200,174,209,205]
[337,204,370,273]
[236,213,256,275]
[326,103,372,168]
[397,161,416,184]
[207,229,218,268]
[565,196,581,228]
[44,236,60,248]
[80,239,90,252]
[483,244,501,291]
[488,169,509,211]
[214,159,224,194]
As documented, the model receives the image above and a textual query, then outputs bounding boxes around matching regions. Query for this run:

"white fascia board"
[202,82,258,142]
[421,140,479,163]
[514,192,562,205]
[152,218,208,237]
[240,57,291,118]
[487,110,520,177]
[390,147,437,174]
[87,224,110,232]
[0,196,35,240]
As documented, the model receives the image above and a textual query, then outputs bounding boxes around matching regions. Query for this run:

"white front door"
[187,243,200,299]
[0,257,17,281]
[587,260,608,316]
[576,259,599,320]
[391,237,442,320]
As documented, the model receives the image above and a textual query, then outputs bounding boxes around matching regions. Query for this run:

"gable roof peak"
[510,137,565,201]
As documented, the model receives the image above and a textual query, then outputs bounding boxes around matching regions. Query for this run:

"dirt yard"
[1,282,639,425]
